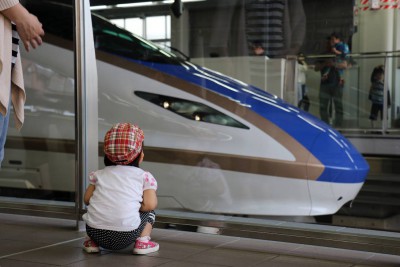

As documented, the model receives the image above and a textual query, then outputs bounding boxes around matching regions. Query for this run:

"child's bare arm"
[140,189,158,211]
[84,184,95,205]
[332,47,341,55]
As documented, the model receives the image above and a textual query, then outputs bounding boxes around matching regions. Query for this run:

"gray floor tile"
[289,244,372,263]
[217,236,302,254]
[0,239,49,258]
[254,255,353,267]
[289,244,400,266]
[359,253,400,267]
[183,247,276,267]
[17,228,85,244]
[151,228,188,240]
[148,240,211,260]
[0,224,40,240]
[159,230,241,247]
[0,258,59,267]
[156,260,228,267]
[66,253,171,267]
[6,246,90,266]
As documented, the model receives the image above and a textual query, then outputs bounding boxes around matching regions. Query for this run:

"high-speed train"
[0,0,369,216]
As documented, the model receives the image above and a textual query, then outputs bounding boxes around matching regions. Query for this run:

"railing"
[193,52,400,135]
[299,52,400,135]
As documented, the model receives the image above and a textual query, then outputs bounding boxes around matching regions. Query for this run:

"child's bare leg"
[140,222,153,237]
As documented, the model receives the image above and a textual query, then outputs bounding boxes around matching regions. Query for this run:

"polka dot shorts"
[86,211,156,250]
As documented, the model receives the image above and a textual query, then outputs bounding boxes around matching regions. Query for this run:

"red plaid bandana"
[104,123,144,165]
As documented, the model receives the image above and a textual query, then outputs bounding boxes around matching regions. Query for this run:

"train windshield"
[25,1,184,65]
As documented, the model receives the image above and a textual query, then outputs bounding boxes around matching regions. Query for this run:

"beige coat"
[0,1,26,130]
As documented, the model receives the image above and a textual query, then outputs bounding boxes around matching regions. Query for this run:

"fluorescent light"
[90,5,108,10]
[91,0,205,10]
[116,2,156,8]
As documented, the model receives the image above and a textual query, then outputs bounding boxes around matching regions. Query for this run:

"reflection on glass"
[110,18,124,28]
[0,0,76,203]
[303,56,392,132]
[146,16,168,40]
[125,18,143,36]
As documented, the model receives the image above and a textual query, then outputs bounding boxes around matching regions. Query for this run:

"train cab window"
[135,91,249,129]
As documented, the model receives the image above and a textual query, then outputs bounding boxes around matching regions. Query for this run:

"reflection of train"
[0,0,369,216]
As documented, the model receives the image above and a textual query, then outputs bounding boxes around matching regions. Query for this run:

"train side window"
[135,91,249,129]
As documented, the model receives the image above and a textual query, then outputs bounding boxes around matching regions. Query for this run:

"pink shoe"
[133,237,159,255]
[83,239,100,253]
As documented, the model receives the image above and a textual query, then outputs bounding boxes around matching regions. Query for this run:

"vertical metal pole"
[294,59,299,105]
[74,0,85,229]
[74,0,99,229]
[383,55,389,134]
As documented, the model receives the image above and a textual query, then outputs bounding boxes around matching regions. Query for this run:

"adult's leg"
[319,84,330,124]
[333,84,344,127]
[369,104,379,121]
[297,83,303,107]
[0,94,11,166]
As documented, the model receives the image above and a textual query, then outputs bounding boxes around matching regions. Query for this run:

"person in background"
[369,65,390,127]
[251,40,266,56]
[0,0,44,165]
[297,52,309,111]
[82,123,159,255]
[315,37,344,127]
[330,32,349,86]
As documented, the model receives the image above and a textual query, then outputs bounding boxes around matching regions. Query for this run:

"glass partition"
[86,0,400,236]
[0,1,76,217]
[2,0,399,238]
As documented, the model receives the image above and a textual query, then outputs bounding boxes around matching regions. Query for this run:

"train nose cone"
[310,129,369,184]
[307,129,369,215]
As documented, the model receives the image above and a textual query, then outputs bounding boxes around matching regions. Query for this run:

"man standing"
[315,36,347,127]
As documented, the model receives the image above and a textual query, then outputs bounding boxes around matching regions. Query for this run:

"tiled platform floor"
[0,213,399,267]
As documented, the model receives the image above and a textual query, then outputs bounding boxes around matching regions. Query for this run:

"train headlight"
[163,101,170,109]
